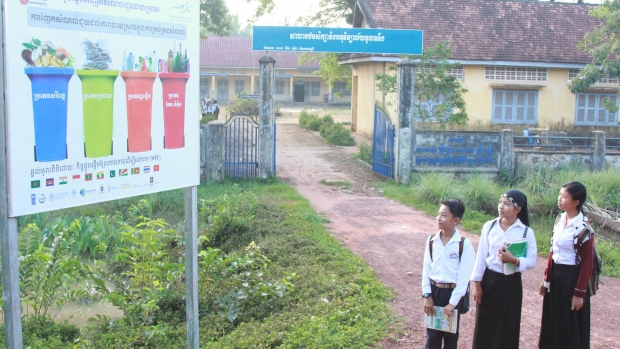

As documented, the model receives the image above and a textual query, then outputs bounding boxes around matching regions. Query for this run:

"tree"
[374,42,469,129]
[200,0,275,38]
[569,0,620,112]
[200,0,234,37]
[299,0,357,26]
[298,53,352,90]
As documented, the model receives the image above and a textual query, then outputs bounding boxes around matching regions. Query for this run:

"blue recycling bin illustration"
[25,67,74,162]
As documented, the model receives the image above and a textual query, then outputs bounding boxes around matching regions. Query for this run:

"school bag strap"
[428,232,467,262]
[488,218,528,238]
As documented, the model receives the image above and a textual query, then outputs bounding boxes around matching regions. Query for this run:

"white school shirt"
[470,218,537,281]
[552,212,587,265]
[422,230,476,306]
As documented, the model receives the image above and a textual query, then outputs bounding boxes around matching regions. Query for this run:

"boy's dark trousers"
[426,284,460,349]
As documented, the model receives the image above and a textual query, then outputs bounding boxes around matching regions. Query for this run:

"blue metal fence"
[372,104,395,178]
[224,114,259,178]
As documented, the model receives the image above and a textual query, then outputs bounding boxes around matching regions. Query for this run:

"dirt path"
[275,110,620,349]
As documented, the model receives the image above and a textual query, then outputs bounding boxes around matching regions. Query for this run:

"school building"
[340,0,619,136]
[200,36,350,103]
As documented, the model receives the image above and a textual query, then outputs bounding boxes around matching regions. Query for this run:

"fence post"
[200,124,208,182]
[396,58,416,184]
[500,129,515,175]
[592,130,606,171]
[258,56,276,178]
[206,120,225,182]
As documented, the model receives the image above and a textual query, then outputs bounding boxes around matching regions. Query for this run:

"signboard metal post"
[185,186,199,349]
[1,2,24,347]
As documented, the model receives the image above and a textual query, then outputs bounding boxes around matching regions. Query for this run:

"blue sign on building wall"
[253,26,423,55]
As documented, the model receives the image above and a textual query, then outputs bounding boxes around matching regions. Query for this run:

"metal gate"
[224,114,259,178]
[372,104,395,178]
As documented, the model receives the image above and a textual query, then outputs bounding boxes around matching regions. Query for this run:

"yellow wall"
[354,62,620,136]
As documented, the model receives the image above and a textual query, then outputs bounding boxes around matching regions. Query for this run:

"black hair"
[502,189,530,226]
[440,198,466,220]
[562,181,587,213]
[214,100,218,103]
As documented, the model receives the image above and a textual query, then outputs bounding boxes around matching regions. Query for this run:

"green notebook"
[503,239,527,275]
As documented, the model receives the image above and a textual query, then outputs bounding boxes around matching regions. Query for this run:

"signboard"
[414,132,500,168]
[4,0,200,217]
[253,26,423,55]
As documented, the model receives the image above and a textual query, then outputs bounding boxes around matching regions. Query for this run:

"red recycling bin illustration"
[121,71,157,152]
[158,72,189,149]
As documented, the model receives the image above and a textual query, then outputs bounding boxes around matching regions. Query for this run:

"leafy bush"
[298,109,321,130]
[19,221,95,323]
[97,219,184,328]
[227,98,258,116]
[0,316,80,349]
[200,114,218,124]
[355,143,373,165]
[199,188,258,250]
[319,122,356,146]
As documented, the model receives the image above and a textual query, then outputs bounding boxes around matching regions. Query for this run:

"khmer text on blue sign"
[253,26,423,55]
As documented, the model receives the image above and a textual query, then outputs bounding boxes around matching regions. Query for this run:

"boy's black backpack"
[214,105,220,113]
[428,234,470,314]
[575,225,603,296]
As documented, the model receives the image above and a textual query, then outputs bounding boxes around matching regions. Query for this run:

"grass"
[376,167,620,278]
[16,179,395,348]
[320,179,352,189]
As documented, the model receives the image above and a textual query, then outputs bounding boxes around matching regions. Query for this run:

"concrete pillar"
[396,58,416,184]
[592,130,606,171]
[259,56,276,178]
[251,74,255,95]
[500,129,515,175]
[289,76,294,102]
[211,76,216,100]
[206,120,225,182]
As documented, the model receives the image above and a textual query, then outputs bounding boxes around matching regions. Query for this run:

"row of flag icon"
[32,165,159,188]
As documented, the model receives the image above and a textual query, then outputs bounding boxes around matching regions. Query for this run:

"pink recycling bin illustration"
[121,71,157,152]
[158,72,190,149]
[25,67,74,162]
[76,70,119,158]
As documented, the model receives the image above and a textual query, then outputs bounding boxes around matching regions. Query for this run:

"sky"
[225,0,348,28]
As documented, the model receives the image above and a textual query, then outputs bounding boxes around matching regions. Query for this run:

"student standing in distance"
[470,190,537,349]
[206,101,213,116]
[539,182,592,349]
[422,199,475,349]
[201,98,207,117]
[213,100,220,119]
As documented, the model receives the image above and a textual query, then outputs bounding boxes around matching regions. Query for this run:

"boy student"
[422,199,475,349]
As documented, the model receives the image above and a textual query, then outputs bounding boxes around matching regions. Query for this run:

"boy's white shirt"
[422,229,476,307]
[470,218,538,282]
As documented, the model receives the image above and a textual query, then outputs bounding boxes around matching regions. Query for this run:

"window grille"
[492,89,538,123]
[311,81,321,96]
[275,80,285,94]
[484,67,547,81]
[568,69,620,84]
[575,93,618,126]
[414,66,463,80]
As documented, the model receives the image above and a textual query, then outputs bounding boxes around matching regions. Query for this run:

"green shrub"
[319,122,356,146]
[355,143,373,165]
[413,172,462,204]
[298,109,319,129]
[200,114,218,124]
[463,173,503,213]
[227,98,258,116]
[597,238,620,278]
[199,189,258,250]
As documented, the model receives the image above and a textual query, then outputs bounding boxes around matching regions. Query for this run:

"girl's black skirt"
[472,268,523,349]
[539,262,590,349]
